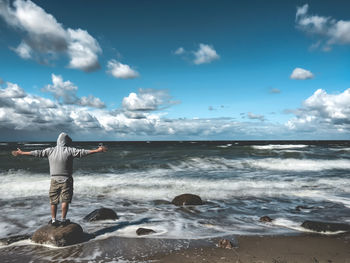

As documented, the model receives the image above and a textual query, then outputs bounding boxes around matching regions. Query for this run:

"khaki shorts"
[49,177,73,205]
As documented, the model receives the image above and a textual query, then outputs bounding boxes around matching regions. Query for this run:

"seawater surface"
[1,140,350,241]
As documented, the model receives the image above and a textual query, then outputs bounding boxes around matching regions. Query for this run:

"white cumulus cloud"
[0,0,101,71]
[193,44,220,65]
[107,60,139,79]
[43,74,78,104]
[247,112,265,121]
[79,95,105,109]
[174,43,220,65]
[286,88,350,133]
[67,28,101,72]
[174,47,185,55]
[290,67,314,80]
[122,88,176,112]
[43,74,105,108]
[296,4,350,50]
[0,78,291,140]
[13,41,32,59]
[0,82,26,98]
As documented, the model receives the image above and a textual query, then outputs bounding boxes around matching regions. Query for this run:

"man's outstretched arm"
[72,145,108,158]
[87,146,108,155]
[13,147,53,157]
[12,148,32,156]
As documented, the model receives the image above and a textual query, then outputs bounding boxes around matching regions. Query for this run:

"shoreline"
[1,232,350,262]
[145,233,350,263]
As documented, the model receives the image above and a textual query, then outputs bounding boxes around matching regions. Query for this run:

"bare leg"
[61,202,69,220]
[51,204,57,219]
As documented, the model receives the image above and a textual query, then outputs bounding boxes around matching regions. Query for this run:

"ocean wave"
[3,155,350,178]
[329,147,350,152]
[273,150,305,153]
[3,155,349,175]
[171,157,350,172]
[22,143,51,146]
[217,144,232,148]
[246,158,350,171]
[251,144,308,150]
[1,169,349,204]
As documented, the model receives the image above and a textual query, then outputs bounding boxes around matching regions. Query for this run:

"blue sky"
[0,0,350,141]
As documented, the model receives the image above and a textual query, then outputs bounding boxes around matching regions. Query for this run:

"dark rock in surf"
[136,228,156,236]
[218,239,234,249]
[171,194,203,206]
[301,220,350,233]
[259,216,273,222]
[84,207,118,221]
[31,222,86,247]
[0,234,31,245]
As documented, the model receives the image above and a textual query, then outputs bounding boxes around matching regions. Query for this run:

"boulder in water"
[259,216,273,222]
[301,220,350,233]
[31,222,86,247]
[136,228,156,236]
[84,207,118,221]
[171,194,203,206]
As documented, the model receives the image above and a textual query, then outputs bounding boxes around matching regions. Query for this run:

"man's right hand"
[98,146,108,152]
[12,148,22,156]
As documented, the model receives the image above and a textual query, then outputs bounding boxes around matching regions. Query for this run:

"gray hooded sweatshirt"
[30,133,89,181]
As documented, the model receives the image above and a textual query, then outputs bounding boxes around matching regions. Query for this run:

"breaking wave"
[171,157,350,172]
[251,144,309,150]
[1,166,349,206]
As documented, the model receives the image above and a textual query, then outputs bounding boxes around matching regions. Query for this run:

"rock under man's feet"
[48,219,60,227]
[60,219,71,227]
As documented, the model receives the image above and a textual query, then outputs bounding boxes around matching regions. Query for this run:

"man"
[12,132,107,226]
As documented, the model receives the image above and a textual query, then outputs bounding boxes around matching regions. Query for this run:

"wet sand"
[1,233,350,262]
[147,234,350,263]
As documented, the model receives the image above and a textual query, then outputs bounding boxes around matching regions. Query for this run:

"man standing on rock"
[12,132,107,226]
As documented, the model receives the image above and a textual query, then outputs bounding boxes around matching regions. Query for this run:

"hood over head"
[57,132,72,147]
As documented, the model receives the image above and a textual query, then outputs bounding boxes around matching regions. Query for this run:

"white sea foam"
[246,158,350,171]
[172,156,350,172]
[1,168,349,205]
[0,239,33,249]
[272,218,314,233]
[0,171,48,198]
[252,144,308,150]
[275,150,304,153]
[23,143,51,146]
[1,157,350,202]
[217,144,232,148]
[273,218,347,235]
[342,147,350,151]
[114,225,167,238]
[323,196,350,208]
[329,147,350,151]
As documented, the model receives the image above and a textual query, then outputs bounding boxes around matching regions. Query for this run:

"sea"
[0,140,350,262]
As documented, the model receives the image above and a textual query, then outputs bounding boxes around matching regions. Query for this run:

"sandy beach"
[1,233,350,262]
[147,234,350,263]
